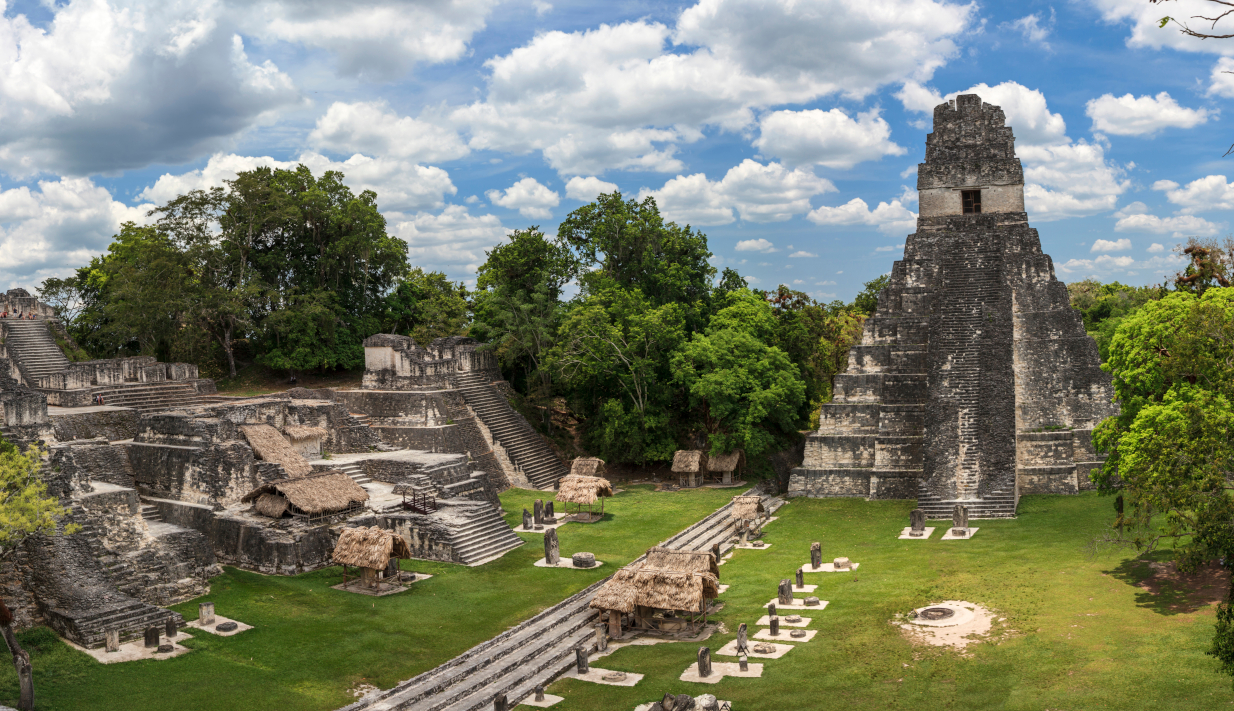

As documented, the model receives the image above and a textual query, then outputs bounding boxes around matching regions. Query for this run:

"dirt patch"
[896,600,997,651]
[1136,559,1230,612]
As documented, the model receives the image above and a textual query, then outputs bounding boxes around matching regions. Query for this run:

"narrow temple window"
[961,190,982,214]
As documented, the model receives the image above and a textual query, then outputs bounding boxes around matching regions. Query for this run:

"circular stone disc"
[908,602,977,627]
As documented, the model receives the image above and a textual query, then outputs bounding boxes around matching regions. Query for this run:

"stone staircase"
[916,485,1017,519]
[335,461,373,486]
[92,382,201,413]
[47,599,184,649]
[342,491,780,711]
[454,372,567,490]
[447,503,526,565]
[140,503,163,524]
[350,412,372,427]
[1,318,69,384]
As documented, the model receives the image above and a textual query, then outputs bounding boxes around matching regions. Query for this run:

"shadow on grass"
[1104,550,1229,616]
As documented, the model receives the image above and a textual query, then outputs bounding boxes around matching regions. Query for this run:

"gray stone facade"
[789,95,1117,516]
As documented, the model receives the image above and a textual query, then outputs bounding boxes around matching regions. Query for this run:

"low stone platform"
[754,628,817,643]
[66,632,194,664]
[187,614,252,636]
[561,666,643,686]
[715,639,794,659]
[680,661,762,683]
[941,527,979,540]
[899,527,936,540]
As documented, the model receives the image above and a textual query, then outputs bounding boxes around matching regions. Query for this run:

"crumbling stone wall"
[52,408,139,442]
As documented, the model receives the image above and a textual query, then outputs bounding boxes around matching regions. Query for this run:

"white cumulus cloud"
[1085,92,1211,136]
[639,160,835,226]
[564,176,619,202]
[789,250,818,258]
[753,109,905,169]
[308,101,469,162]
[1091,238,1132,252]
[0,177,151,290]
[1147,242,1165,253]
[735,238,776,253]
[1154,174,1234,213]
[388,204,509,276]
[452,0,974,175]
[805,196,917,235]
[486,177,560,219]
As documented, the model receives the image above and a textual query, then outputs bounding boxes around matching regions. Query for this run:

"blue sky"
[1,0,1232,301]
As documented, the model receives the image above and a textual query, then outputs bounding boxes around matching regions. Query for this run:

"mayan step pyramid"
[788,94,1118,518]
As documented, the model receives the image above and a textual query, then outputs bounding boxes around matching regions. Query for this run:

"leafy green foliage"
[672,290,806,457]
[1067,278,1166,361]
[382,268,469,346]
[0,442,77,559]
[851,274,890,315]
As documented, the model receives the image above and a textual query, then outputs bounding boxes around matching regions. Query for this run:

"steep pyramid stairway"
[440,500,524,565]
[2,318,70,384]
[92,382,201,413]
[454,372,567,490]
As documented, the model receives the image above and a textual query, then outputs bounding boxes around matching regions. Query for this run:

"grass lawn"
[546,493,1234,710]
[0,484,735,710]
[4,490,1231,710]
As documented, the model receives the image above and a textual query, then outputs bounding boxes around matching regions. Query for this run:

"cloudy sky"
[1,0,1231,300]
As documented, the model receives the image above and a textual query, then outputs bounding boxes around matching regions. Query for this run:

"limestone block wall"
[51,409,140,442]
[382,512,460,563]
[360,334,500,391]
[128,440,258,507]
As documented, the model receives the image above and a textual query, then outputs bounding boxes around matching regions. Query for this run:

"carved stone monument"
[544,527,560,565]
[575,646,589,674]
[143,626,159,648]
[105,629,119,653]
[545,501,555,519]
[493,693,508,711]
[595,623,607,652]
[165,617,177,638]
[789,94,1118,515]
[777,578,793,605]
[810,541,822,569]
[737,622,749,655]
[910,508,926,536]
[534,499,545,525]
[697,646,712,677]
[522,508,533,530]
[795,567,804,588]
[199,601,215,626]
[770,615,780,636]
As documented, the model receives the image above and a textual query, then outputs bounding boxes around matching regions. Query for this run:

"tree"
[556,192,715,327]
[383,269,469,345]
[1154,0,1234,40]
[0,439,78,710]
[851,274,890,316]
[1067,278,1166,362]
[672,289,806,458]
[1091,287,1234,684]
[549,287,686,464]
[35,276,87,327]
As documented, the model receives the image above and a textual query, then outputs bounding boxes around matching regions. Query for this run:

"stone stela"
[789,93,1118,518]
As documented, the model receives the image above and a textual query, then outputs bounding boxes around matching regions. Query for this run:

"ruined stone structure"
[0,311,528,645]
[789,95,1117,518]
[0,289,215,410]
[336,334,568,490]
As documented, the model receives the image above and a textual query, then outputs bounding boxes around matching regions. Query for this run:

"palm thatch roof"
[242,471,369,515]
[643,546,720,577]
[671,450,705,473]
[569,457,605,477]
[254,493,289,518]
[240,424,313,476]
[284,426,328,441]
[730,495,765,521]
[588,567,720,614]
[556,475,614,505]
[332,526,412,570]
[707,450,742,472]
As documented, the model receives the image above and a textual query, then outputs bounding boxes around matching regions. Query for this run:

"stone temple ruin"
[789,94,1118,518]
[0,305,564,648]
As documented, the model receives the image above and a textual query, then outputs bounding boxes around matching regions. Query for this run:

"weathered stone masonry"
[789,94,1117,517]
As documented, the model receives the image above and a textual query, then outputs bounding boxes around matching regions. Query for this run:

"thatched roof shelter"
[731,495,765,521]
[254,493,290,518]
[240,424,313,476]
[284,426,327,441]
[643,546,720,577]
[569,457,605,477]
[556,475,613,506]
[671,450,705,473]
[332,526,411,570]
[589,568,720,614]
[707,451,742,472]
[242,471,369,517]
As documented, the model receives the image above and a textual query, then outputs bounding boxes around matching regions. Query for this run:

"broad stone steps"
[449,505,523,565]
[92,382,201,413]
[2,318,70,382]
[57,599,184,648]
[342,491,767,711]
[335,462,373,485]
[454,372,567,490]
